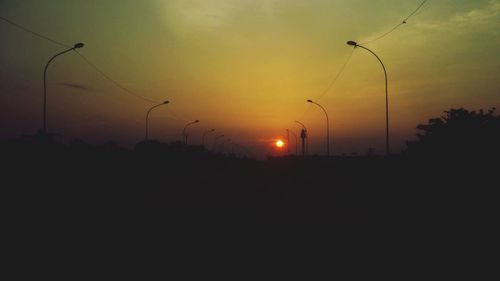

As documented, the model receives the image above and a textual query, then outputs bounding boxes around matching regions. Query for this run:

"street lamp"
[183,120,200,144]
[347,40,390,156]
[43,42,85,133]
[287,129,298,155]
[202,129,215,147]
[307,99,331,156]
[145,101,169,141]
[213,134,225,151]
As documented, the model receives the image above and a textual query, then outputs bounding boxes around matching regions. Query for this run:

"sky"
[1,0,499,157]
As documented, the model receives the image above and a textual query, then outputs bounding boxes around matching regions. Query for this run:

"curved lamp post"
[145,101,169,141]
[202,129,215,147]
[347,40,389,156]
[43,42,85,133]
[183,120,200,144]
[307,99,330,156]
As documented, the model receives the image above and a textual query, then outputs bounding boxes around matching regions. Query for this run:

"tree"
[405,108,500,157]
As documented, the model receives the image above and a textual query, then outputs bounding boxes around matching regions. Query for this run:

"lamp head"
[347,41,358,47]
[163,101,170,104]
[307,99,313,103]
[195,120,200,123]
[73,43,85,49]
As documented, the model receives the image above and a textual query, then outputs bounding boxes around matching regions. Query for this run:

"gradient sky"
[1,0,499,157]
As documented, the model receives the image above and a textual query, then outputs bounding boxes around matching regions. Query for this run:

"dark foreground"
[4,138,497,229]
[3,137,499,272]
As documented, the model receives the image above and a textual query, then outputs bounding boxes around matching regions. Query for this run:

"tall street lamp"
[183,120,200,144]
[347,40,390,156]
[202,129,215,147]
[145,101,169,141]
[43,42,85,133]
[307,99,330,156]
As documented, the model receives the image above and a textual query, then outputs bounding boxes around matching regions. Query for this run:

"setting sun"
[275,140,285,148]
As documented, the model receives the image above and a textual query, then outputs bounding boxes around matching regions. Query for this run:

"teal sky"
[1,0,499,156]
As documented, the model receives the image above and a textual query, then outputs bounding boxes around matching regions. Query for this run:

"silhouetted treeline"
[405,107,500,157]
[2,108,498,235]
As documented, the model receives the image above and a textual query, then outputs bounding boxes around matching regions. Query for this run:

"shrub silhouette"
[405,107,500,157]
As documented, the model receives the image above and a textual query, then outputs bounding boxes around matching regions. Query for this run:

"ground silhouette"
[3,108,498,238]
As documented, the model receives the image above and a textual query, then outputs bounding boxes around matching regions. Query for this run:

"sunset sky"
[1,0,499,157]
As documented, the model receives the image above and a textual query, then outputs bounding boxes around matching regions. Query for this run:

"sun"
[275,140,285,148]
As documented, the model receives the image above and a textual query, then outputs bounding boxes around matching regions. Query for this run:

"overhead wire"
[73,50,159,103]
[291,47,355,128]
[0,15,70,48]
[0,15,160,103]
[361,0,429,44]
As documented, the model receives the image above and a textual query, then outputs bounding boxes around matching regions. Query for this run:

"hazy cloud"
[416,0,500,33]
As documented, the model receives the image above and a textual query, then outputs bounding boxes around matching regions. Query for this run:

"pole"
[307,100,330,156]
[43,47,78,133]
[348,41,389,155]
[146,101,169,141]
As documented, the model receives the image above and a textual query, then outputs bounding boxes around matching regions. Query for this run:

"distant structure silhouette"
[300,128,308,156]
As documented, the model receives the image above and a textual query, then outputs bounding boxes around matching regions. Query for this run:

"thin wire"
[316,48,355,100]
[0,16,70,48]
[291,47,355,127]
[0,15,159,104]
[362,0,429,44]
[74,50,159,103]
[404,0,429,21]
[361,22,405,45]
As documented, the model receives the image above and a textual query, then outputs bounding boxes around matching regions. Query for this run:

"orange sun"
[275,140,285,148]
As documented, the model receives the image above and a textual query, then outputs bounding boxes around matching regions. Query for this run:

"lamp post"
[183,120,200,144]
[43,42,85,133]
[213,134,225,151]
[145,101,169,141]
[347,40,390,156]
[202,129,215,147]
[287,129,298,155]
[307,99,330,156]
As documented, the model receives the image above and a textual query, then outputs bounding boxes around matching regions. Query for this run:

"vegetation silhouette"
[405,107,500,157]
[3,108,498,235]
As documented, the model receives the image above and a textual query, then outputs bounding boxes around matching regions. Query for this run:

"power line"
[0,15,159,103]
[291,47,355,127]
[0,15,70,48]
[404,0,429,21]
[316,48,355,100]
[74,50,159,103]
[362,0,429,44]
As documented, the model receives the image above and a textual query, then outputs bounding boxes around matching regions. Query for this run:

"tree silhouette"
[405,108,500,157]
